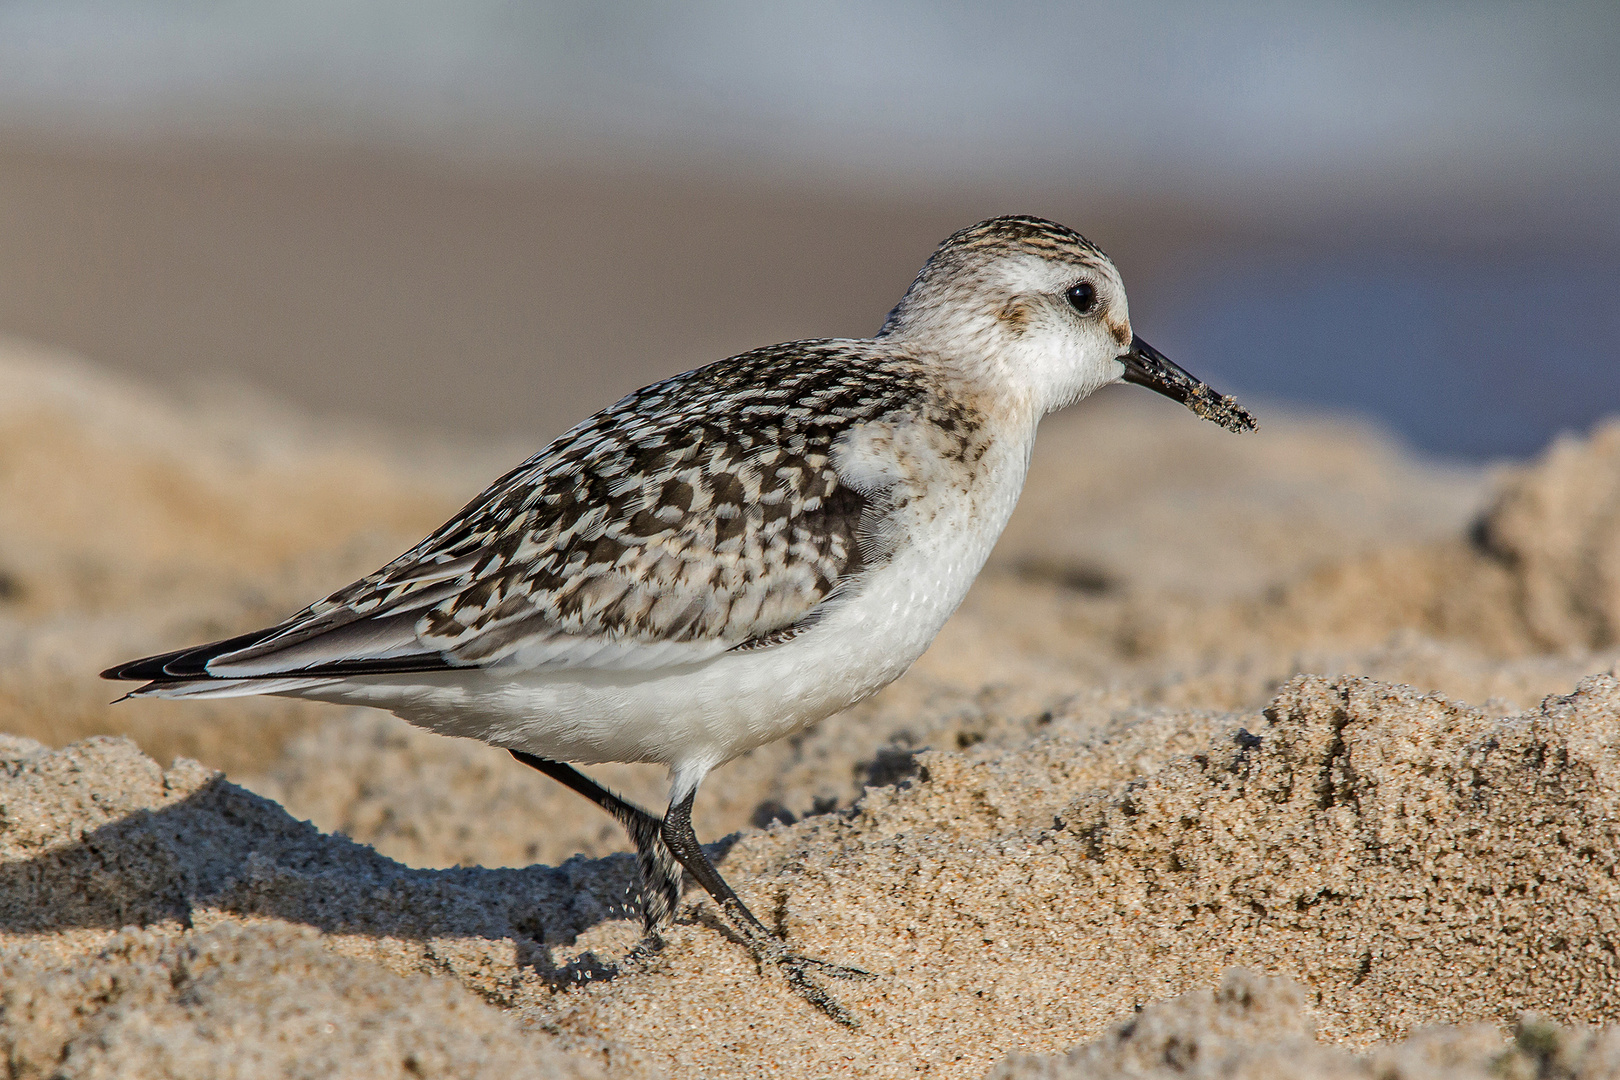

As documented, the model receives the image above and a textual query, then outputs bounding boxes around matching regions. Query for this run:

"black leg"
[659,789,771,935]
[509,750,682,932]
[509,752,871,1025]
[660,788,873,1027]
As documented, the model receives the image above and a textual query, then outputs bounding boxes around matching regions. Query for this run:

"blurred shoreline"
[0,127,1615,457]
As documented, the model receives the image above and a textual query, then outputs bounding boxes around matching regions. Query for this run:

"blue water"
[1150,253,1620,460]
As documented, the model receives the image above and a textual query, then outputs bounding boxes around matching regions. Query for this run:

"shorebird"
[104,215,1255,1024]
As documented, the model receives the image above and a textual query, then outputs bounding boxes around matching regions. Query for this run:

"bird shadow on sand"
[0,771,679,989]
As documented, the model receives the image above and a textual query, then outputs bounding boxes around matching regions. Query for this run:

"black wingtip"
[102,626,463,684]
[101,657,174,682]
[100,627,283,683]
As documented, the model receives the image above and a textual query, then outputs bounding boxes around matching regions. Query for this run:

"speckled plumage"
[405,343,983,660]
[124,341,986,682]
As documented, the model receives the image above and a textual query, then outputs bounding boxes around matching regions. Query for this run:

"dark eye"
[1065,282,1098,315]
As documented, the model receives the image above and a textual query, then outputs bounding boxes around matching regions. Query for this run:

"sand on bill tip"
[4,337,1620,1078]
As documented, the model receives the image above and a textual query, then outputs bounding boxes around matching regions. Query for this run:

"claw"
[780,960,862,1028]
[726,916,871,1027]
[786,954,874,981]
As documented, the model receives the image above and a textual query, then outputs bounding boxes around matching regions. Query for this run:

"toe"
[787,955,874,981]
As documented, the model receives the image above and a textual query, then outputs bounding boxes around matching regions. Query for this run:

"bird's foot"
[775,950,874,982]
[728,915,874,1028]
[778,957,864,1029]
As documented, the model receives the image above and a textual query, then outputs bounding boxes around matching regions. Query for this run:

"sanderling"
[104,215,1255,1024]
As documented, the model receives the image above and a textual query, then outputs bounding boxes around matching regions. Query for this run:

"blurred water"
[1153,253,1620,460]
[0,1,1615,199]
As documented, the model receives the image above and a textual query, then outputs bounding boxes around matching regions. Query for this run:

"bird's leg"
[660,789,874,1027]
[508,751,682,934]
[509,752,870,1024]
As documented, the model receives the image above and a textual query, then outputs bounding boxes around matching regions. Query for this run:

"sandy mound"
[7,674,1620,1076]
[2,921,611,1080]
[6,338,1620,1077]
[991,969,1620,1080]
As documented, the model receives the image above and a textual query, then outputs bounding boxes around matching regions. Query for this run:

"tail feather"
[125,676,339,700]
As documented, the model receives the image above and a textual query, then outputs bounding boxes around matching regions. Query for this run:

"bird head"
[881,215,1256,433]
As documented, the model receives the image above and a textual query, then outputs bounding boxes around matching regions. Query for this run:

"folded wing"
[104,352,897,691]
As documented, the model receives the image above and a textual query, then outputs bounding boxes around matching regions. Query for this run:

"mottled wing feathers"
[109,342,943,683]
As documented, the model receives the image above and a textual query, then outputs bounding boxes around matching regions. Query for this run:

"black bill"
[1118,334,1257,433]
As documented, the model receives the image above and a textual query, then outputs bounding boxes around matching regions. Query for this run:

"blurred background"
[0,0,1615,459]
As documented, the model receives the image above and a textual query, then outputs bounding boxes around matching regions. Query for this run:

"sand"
[990,969,1620,1080]
[5,338,1620,1077]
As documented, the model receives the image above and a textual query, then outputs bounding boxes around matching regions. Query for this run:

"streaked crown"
[879,215,1115,339]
